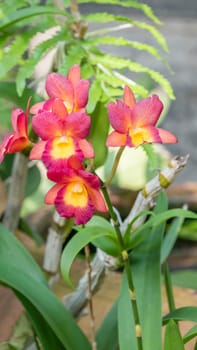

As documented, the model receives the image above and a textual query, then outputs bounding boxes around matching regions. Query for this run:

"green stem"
[163,262,175,312]
[101,186,143,350]
[104,146,125,188]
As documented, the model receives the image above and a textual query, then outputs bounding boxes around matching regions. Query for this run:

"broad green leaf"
[88,101,109,168]
[86,215,115,232]
[84,13,167,52]
[118,273,137,350]
[164,320,184,350]
[79,0,161,24]
[171,270,197,290]
[131,192,168,350]
[161,216,185,264]
[128,208,197,250]
[163,306,197,324]
[0,6,68,31]
[0,224,91,350]
[0,82,40,109]
[89,53,175,99]
[60,226,117,287]
[96,299,119,350]
[25,164,41,197]
[183,324,197,344]
[86,79,102,114]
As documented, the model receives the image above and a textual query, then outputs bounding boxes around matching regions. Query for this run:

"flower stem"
[101,186,143,350]
[163,262,175,312]
[104,146,125,188]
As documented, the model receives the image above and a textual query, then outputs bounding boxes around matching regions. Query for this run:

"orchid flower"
[106,86,177,148]
[0,108,31,163]
[30,110,94,170]
[45,160,107,225]
[30,65,89,115]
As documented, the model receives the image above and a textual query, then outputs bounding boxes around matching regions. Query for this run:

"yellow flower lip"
[72,183,84,193]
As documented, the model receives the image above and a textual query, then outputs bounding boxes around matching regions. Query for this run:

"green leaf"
[161,216,185,264]
[86,79,102,114]
[163,306,197,324]
[25,164,41,197]
[60,226,117,288]
[89,53,175,99]
[0,224,91,350]
[89,36,164,62]
[88,101,109,168]
[183,324,197,344]
[131,192,168,350]
[79,0,161,24]
[0,6,68,31]
[18,217,43,245]
[171,270,197,290]
[128,208,197,250]
[118,274,137,350]
[58,44,86,75]
[0,82,40,109]
[164,320,184,350]
[96,299,119,350]
[16,29,68,96]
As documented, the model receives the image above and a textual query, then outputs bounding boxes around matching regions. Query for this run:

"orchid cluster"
[0,64,177,225]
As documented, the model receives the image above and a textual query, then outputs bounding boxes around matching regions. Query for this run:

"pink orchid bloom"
[45,161,107,225]
[106,86,177,148]
[30,65,89,116]
[29,110,94,170]
[0,108,31,163]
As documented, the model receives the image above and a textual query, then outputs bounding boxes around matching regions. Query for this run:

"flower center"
[64,182,88,208]
[51,136,75,159]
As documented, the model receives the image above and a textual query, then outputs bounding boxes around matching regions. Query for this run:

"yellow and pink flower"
[45,161,107,225]
[30,110,94,170]
[0,108,31,163]
[106,86,177,148]
[30,65,89,115]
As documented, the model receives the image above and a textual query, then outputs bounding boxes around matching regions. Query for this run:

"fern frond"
[16,29,68,96]
[78,0,161,24]
[58,44,86,75]
[0,6,69,31]
[89,53,175,99]
[86,36,163,62]
[83,13,168,52]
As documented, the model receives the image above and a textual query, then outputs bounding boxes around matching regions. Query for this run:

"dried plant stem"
[2,153,28,232]
[84,244,97,350]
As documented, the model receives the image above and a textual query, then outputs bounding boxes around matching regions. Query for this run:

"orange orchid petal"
[123,86,136,109]
[157,128,178,144]
[46,73,74,106]
[67,64,81,86]
[132,95,163,128]
[78,139,94,158]
[89,188,107,212]
[45,183,64,204]
[106,131,127,147]
[29,140,46,160]
[11,108,28,136]
[108,101,132,133]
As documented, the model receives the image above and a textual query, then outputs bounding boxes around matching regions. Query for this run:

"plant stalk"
[104,146,125,188]
[163,262,175,312]
[101,186,143,350]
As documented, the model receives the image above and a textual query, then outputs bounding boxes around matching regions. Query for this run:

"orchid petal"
[11,108,28,136]
[89,188,107,212]
[78,139,94,158]
[66,112,91,138]
[32,112,65,140]
[51,99,68,118]
[108,100,132,133]
[75,80,90,110]
[106,131,127,147]
[0,134,14,163]
[7,136,30,153]
[29,140,46,160]
[157,128,178,144]
[123,86,136,109]
[132,94,163,128]
[30,101,45,114]
[46,73,74,107]
[45,183,64,204]
[129,126,162,147]
[67,65,81,86]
